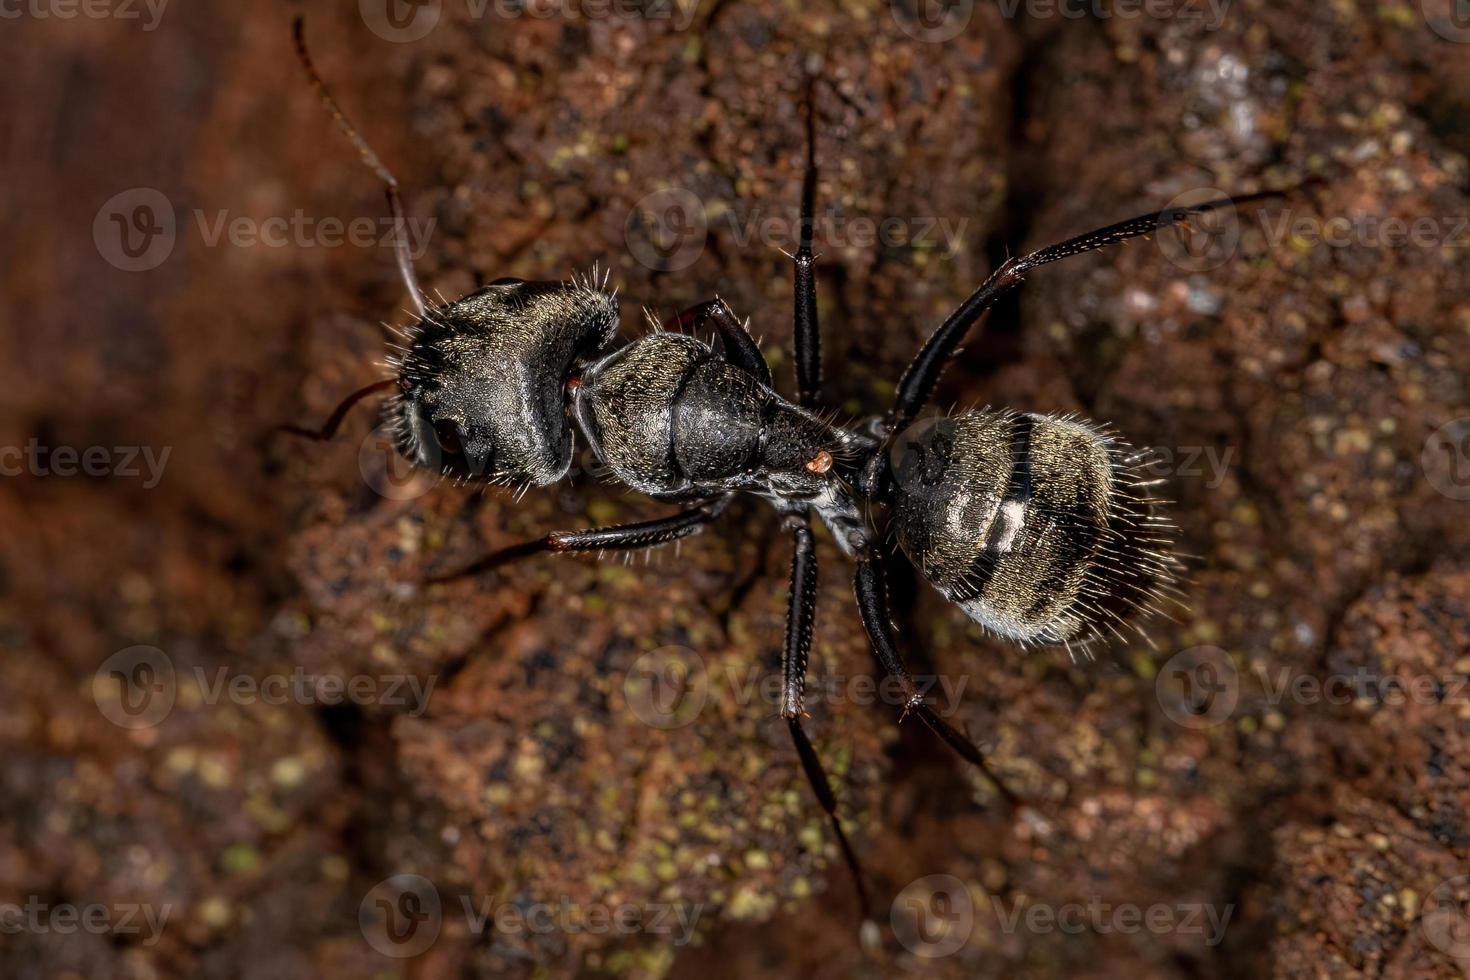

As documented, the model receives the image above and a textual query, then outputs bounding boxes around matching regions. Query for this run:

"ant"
[284,17,1283,928]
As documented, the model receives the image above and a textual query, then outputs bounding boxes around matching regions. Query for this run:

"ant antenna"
[292,16,428,317]
[276,378,397,442]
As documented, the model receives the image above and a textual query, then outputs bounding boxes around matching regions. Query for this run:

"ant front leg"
[778,511,871,920]
[426,495,733,583]
[852,545,1020,810]
[791,78,821,406]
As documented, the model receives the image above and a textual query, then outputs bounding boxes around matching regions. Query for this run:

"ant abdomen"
[887,410,1180,650]
[388,277,618,485]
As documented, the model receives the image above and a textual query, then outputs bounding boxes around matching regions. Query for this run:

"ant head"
[388,277,619,485]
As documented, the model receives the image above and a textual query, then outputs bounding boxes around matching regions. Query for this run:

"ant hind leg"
[852,547,1021,810]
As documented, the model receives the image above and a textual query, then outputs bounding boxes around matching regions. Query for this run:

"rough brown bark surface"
[3,1,1468,977]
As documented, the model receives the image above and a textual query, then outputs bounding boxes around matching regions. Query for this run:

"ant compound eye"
[432,419,463,455]
[428,415,499,479]
[388,398,498,480]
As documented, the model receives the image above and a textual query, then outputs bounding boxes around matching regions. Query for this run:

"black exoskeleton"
[287,18,1285,927]
[391,278,620,484]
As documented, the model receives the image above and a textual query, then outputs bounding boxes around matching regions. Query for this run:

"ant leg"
[779,512,871,919]
[426,495,733,583]
[664,299,772,386]
[293,17,428,317]
[852,548,1019,809]
[791,78,820,405]
[887,189,1285,434]
[277,378,397,441]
